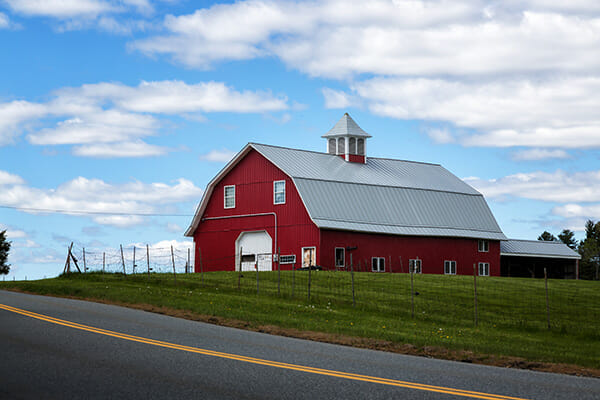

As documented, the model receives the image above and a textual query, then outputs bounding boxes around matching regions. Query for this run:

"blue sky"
[1,0,599,280]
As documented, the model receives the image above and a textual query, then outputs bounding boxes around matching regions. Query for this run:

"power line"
[0,204,193,217]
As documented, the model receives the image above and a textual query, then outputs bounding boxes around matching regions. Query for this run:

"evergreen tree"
[538,231,557,241]
[0,230,10,275]
[558,229,578,250]
[578,220,600,280]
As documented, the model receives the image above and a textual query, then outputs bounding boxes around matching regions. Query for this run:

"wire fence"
[61,246,600,335]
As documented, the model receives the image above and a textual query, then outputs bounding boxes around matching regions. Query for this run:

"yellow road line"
[0,303,529,400]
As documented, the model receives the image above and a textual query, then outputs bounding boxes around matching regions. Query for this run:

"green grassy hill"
[2,271,599,373]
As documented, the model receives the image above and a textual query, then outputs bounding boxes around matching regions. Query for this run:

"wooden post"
[171,245,177,283]
[473,263,478,327]
[410,260,414,318]
[255,256,259,295]
[199,247,204,285]
[83,248,87,273]
[388,255,392,273]
[292,261,295,298]
[120,245,126,275]
[63,242,74,274]
[237,247,242,290]
[351,253,356,307]
[399,256,404,274]
[308,259,312,302]
[132,246,136,274]
[544,267,550,330]
[277,247,281,296]
[102,252,105,273]
[187,248,190,274]
[146,244,150,276]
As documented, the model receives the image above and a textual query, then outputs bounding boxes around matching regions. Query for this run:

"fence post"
[473,263,478,327]
[389,255,392,273]
[399,256,404,273]
[102,252,105,273]
[308,260,312,302]
[132,246,136,274]
[237,247,242,290]
[544,267,550,330]
[187,248,190,274]
[255,256,259,295]
[277,247,281,296]
[351,253,356,307]
[199,247,204,285]
[146,244,150,276]
[292,261,295,298]
[410,261,414,318]
[171,245,177,283]
[83,248,86,273]
[120,244,126,275]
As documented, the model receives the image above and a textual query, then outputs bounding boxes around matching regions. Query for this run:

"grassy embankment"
[1,271,599,373]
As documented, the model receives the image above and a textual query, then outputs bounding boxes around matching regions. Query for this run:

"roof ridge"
[505,238,566,244]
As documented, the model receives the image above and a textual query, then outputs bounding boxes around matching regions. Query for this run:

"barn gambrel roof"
[186,143,506,241]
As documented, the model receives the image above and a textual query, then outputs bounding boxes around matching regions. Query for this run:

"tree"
[578,220,600,280]
[0,230,10,275]
[538,231,557,241]
[558,229,578,250]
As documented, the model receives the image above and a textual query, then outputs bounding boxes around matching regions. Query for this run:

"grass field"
[1,271,599,372]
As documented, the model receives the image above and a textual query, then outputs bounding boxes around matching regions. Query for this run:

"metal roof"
[501,239,581,259]
[186,141,507,240]
[321,113,372,138]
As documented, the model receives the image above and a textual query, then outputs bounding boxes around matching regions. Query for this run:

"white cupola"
[322,113,372,163]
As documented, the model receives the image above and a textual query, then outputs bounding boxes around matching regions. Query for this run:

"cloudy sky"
[1,0,599,279]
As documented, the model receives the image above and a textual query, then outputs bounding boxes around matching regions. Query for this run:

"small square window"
[478,240,489,252]
[224,185,235,209]
[444,260,456,275]
[371,257,385,272]
[409,259,422,274]
[274,180,285,205]
[478,262,490,276]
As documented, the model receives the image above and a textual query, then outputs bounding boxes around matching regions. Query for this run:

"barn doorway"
[236,231,273,271]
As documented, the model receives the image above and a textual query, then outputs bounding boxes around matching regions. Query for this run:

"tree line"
[538,220,600,280]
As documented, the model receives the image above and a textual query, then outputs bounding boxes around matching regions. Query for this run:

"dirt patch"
[6,289,600,378]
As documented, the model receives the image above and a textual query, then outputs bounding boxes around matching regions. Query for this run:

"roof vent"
[322,113,371,163]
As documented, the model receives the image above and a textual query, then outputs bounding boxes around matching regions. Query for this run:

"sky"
[1,0,599,280]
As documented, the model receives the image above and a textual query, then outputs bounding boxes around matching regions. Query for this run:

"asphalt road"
[0,290,598,400]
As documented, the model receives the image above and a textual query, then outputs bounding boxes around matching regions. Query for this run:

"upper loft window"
[357,138,365,155]
[349,137,356,155]
[224,185,235,209]
[328,138,336,154]
[338,137,345,154]
[478,239,489,252]
[274,180,286,204]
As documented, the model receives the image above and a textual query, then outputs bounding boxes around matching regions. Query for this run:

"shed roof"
[500,239,581,259]
[185,142,506,241]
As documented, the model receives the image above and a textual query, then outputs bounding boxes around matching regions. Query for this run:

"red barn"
[185,113,509,276]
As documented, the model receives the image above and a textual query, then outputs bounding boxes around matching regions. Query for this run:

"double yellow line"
[0,303,528,400]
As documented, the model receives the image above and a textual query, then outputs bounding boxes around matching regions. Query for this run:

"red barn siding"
[319,230,500,276]
[193,149,319,271]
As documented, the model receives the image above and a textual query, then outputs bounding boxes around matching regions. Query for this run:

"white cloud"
[0,173,203,227]
[426,128,455,144]
[199,149,236,163]
[552,203,600,219]
[132,1,600,78]
[0,224,27,239]
[352,76,600,149]
[322,88,357,109]
[0,80,289,156]
[166,222,182,233]
[511,149,571,161]
[465,170,600,203]
[0,12,10,28]
[5,0,116,18]
[0,170,25,185]
[72,141,169,158]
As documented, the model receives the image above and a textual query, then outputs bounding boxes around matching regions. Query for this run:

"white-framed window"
[302,247,316,268]
[478,239,489,252]
[478,262,490,276]
[274,180,286,205]
[349,137,356,155]
[409,259,422,274]
[224,185,235,209]
[279,255,296,264]
[335,247,345,268]
[357,138,365,155]
[338,137,345,154]
[328,138,336,154]
[372,257,385,272]
[444,260,456,275]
